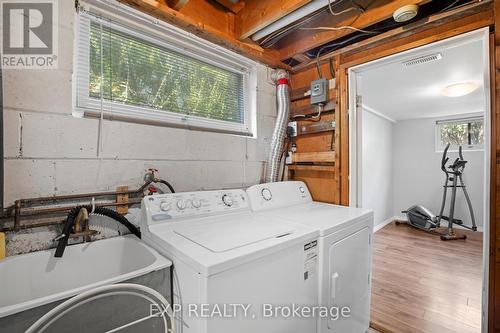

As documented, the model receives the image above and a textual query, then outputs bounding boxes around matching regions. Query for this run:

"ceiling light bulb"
[441,82,479,97]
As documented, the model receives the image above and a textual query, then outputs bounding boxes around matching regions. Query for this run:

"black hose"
[54,205,141,258]
[155,179,175,193]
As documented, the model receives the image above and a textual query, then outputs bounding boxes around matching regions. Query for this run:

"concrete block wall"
[3,0,277,206]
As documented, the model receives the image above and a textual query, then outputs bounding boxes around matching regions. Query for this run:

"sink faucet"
[54,207,98,258]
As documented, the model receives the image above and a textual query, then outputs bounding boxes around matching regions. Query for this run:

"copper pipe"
[0,198,143,232]
[11,198,142,217]
[1,178,174,232]
[1,219,66,232]
[4,180,152,210]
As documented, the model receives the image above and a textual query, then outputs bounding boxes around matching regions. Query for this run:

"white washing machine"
[140,188,320,333]
[246,181,374,333]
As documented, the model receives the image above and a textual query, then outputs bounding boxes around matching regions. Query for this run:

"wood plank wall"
[290,1,500,330]
[288,62,340,203]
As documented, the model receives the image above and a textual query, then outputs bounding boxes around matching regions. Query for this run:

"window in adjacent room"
[436,116,484,151]
[75,8,256,136]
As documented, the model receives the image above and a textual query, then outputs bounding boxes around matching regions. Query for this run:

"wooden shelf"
[291,151,335,164]
[287,165,335,172]
[295,120,335,136]
[290,99,336,118]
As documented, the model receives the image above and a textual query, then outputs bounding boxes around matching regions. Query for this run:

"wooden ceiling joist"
[339,0,493,67]
[117,0,285,68]
[237,0,312,40]
[278,0,430,62]
[165,0,189,10]
[291,0,493,72]
[213,0,245,14]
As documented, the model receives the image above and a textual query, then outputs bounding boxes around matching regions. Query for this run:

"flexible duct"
[266,70,290,183]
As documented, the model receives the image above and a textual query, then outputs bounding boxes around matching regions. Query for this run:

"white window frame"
[74,0,257,137]
[435,116,485,152]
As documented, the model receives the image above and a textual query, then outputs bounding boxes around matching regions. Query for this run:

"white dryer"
[140,188,320,333]
[247,181,374,333]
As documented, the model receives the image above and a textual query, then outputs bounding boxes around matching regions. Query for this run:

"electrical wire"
[259,10,325,47]
[328,0,364,16]
[310,0,379,73]
[329,58,335,79]
[292,104,324,121]
[311,31,372,74]
[316,60,323,78]
[300,26,379,34]
[440,0,461,12]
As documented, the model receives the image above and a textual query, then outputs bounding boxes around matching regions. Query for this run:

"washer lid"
[254,202,373,236]
[174,215,294,253]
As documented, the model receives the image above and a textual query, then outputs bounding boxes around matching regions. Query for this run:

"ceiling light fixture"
[441,82,479,97]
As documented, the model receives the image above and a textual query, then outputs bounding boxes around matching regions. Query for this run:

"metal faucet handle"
[53,233,66,242]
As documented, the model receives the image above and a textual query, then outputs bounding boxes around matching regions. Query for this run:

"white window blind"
[75,7,256,136]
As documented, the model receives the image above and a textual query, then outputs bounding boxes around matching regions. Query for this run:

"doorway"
[348,28,490,333]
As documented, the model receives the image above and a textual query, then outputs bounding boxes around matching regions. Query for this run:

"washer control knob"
[222,194,234,207]
[176,199,187,210]
[299,186,306,194]
[261,188,272,201]
[192,199,201,208]
[160,201,171,211]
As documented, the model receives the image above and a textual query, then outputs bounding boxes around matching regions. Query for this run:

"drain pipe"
[265,69,290,183]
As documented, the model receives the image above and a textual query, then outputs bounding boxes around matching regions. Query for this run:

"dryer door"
[326,227,371,333]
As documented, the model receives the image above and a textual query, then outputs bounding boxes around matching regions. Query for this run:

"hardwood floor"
[370,222,483,333]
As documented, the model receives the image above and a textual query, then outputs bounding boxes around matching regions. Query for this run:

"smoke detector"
[393,5,419,22]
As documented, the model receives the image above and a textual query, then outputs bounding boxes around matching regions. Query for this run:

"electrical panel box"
[310,78,329,105]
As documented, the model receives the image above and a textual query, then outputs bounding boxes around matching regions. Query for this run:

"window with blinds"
[75,9,256,136]
[435,116,484,151]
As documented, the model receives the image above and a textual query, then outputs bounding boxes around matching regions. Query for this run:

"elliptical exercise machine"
[401,143,477,240]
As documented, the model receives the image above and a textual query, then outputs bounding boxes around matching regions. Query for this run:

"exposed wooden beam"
[237,0,312,40]
[291,53,311,63]
[213,0,245,14]
[165,0,189,10]
[292,0,493,72]
[490,1,499,331]
[278,0,430,62]
[338,3,493,68]
[117,0,286,68]
[292,151,335,164]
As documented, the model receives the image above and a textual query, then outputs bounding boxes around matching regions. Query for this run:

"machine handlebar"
[441,143,468,174]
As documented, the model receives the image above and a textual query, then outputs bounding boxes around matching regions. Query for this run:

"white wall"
[393,117,485,228]
[2,0,277,206]
[361,110,394,229]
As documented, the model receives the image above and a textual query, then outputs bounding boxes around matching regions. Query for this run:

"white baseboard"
[374,216,402,233]
[375,215,484,233]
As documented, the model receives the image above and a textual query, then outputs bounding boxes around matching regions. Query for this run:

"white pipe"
[25,283,175,333]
